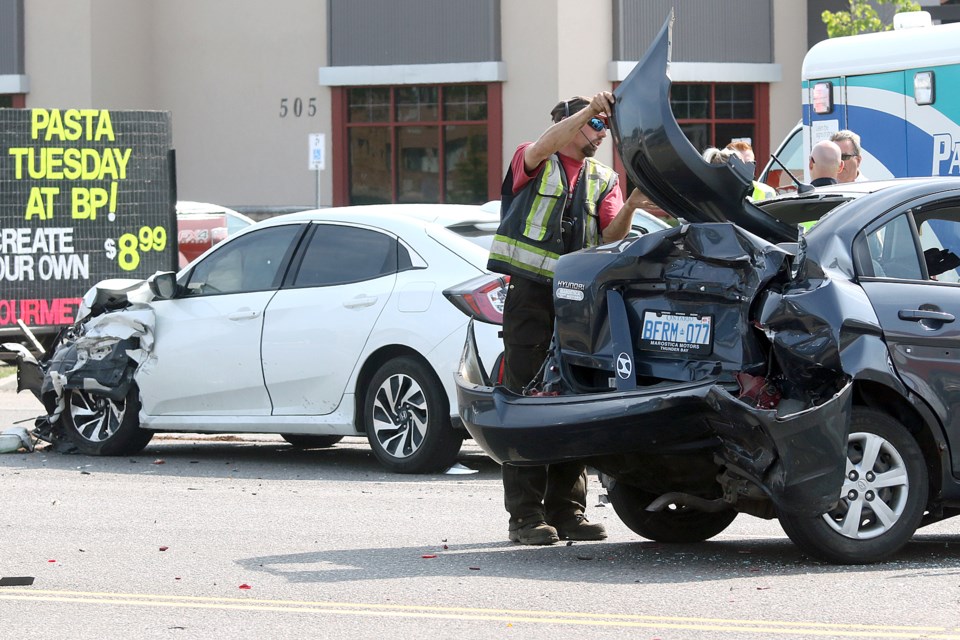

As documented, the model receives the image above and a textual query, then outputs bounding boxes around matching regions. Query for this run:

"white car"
[34,204,505,473]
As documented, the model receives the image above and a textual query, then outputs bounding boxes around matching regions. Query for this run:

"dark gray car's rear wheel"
[604,477,737,543]
[363,356,462,474]
[778,408,928,564]
[61,384,153,455]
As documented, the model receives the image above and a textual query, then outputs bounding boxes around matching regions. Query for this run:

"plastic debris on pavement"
[0,577,35,586]
[444,462,478,475]
[0,427,35,453]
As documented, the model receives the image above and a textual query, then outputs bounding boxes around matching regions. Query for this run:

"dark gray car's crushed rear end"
[457,222,854,516]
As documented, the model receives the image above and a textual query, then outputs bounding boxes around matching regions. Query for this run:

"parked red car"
[176,201,256,268]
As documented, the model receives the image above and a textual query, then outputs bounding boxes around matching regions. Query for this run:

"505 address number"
[279,98,318,118]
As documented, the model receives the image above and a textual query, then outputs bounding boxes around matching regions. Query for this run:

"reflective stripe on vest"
[523,159,565,241]
[488,235,558,279]
[487,155,617,282]
[584,163,613,246]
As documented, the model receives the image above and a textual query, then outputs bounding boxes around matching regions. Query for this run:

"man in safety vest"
[488,92,646,545]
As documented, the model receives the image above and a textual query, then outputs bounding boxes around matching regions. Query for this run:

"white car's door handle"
[228,309,261,321]
[344,295,378,309]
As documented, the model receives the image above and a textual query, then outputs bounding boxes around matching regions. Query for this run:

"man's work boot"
[552,514,607,541]
[508,521,560,545]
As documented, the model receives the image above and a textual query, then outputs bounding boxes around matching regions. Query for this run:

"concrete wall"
[150,0,328,209]
[770,0,806,153]
[500,0,617,171]
[23,0,94,106]
[22,0,329,210]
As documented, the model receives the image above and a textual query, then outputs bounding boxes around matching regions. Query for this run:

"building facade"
[0,0,953,212]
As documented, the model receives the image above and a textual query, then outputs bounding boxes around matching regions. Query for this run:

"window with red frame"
[0,95,25,108]
[670,82,768,164]
[333,84,501,206]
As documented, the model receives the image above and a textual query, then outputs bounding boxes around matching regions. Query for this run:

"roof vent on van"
[894,11,932,30]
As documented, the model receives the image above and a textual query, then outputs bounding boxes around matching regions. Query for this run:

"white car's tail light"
[442,274,509,325]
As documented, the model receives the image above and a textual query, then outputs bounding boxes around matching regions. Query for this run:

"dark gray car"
[455,14,960,564]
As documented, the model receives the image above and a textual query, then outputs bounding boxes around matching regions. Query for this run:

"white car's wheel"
[778,408,928,564]
[62,384,153,456]
[363,357,462,474]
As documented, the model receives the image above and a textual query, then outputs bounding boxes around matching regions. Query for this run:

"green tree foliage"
[822,0,922,37]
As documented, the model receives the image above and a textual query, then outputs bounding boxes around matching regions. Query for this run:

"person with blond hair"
[703,143,776,200]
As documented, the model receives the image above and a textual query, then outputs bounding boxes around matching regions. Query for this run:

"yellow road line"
[0,589,956,638]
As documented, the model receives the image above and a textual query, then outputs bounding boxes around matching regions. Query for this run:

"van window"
[761,125,804,194]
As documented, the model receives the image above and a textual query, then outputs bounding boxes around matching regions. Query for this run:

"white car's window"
[185,225,299,295]
[226,212,253,234]
[292,225,399,287]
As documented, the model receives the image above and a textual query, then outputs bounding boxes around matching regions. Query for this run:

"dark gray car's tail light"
[443,274,509,325]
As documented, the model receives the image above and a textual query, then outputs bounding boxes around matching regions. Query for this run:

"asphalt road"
[4,382,960,639]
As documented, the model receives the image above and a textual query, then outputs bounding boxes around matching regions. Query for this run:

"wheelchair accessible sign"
[309,133,325,171]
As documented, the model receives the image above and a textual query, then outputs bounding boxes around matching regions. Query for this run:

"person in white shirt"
[830,130,868,183]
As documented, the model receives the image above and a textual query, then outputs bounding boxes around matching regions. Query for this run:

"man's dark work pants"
[501,275,587,529]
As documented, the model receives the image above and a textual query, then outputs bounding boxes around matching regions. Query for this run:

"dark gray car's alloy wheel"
[778,408,928,564]
[363,356,462,474]
[62,384,153,456]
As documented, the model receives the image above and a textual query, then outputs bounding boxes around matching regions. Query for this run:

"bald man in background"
[809,140,844,187]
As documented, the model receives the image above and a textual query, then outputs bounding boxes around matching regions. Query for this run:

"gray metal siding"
[328,0,500,66]
[614,0,772,63]
[0,0,24,75]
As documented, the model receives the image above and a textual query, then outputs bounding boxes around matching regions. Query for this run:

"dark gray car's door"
[858,209,960,476]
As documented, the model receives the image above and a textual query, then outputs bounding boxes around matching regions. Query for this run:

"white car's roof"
[270,203,499,228]
[176,200,256,224]
[239,204,497,272]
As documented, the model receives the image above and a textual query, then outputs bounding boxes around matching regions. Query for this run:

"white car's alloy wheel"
[371,372,428,459]
[363,356,462,474]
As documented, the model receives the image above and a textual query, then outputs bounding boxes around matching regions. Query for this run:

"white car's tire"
[61,384,153,456]
[363,356,462,474]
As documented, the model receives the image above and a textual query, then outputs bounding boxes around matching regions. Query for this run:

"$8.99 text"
[103,226,167,271]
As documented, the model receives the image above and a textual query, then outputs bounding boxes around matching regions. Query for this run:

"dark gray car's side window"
[185,225,300,295]
[866,214,923,280]
[917,208,960,283]
[293,225,399,287]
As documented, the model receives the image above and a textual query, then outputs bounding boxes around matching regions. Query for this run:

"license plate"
[638,310,713,356]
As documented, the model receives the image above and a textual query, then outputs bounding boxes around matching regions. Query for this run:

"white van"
[763,11,960,191]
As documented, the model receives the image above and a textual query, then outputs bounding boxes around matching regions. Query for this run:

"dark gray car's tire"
[605,477,737,543]
[363,356,462,474]
[61,384,153,456]
[281,434,343,448]
[778,408,928,564]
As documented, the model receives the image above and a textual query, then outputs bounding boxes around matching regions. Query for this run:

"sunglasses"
[841,153,859,160]
[587,117,606,132]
